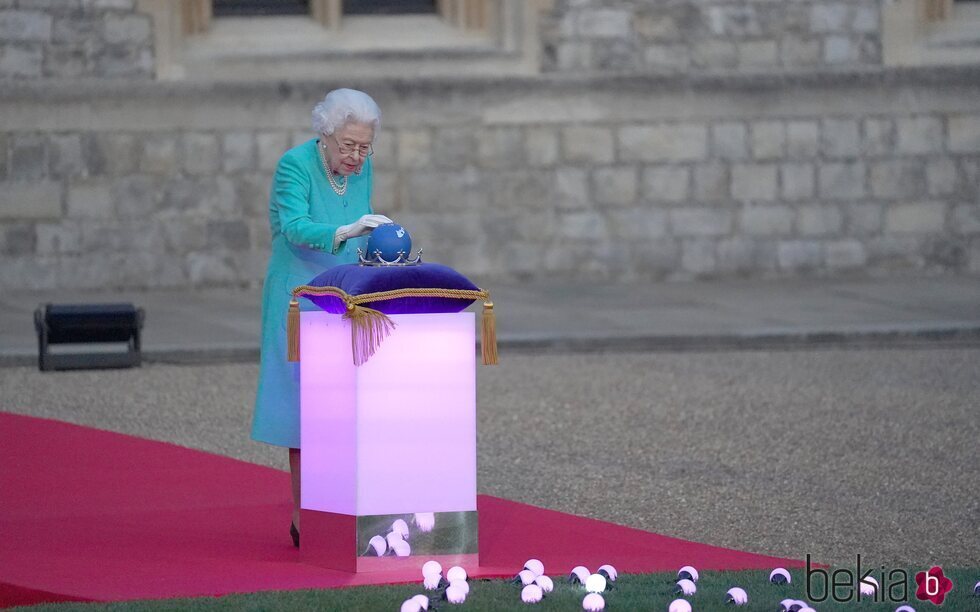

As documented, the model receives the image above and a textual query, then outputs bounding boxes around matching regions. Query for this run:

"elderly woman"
[252,88,390,547]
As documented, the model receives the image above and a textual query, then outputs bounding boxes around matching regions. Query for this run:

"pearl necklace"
[318,140,348,196]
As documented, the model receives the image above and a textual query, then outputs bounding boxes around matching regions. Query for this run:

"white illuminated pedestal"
[299,311,478,572]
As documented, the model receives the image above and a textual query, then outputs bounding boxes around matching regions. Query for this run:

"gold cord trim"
[286,286,498,366]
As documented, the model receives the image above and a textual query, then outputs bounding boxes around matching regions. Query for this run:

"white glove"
[333,214,392,250]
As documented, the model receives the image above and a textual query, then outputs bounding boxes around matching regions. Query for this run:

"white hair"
[311,88,381,136]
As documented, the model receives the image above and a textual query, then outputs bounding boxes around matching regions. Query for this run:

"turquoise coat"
[251,139,374,448]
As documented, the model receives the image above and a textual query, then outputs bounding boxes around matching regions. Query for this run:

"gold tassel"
[481,301,498,365]
[287,299,300,362]
[343,303,396,366]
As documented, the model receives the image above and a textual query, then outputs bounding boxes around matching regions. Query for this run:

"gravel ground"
[1,347,977,567]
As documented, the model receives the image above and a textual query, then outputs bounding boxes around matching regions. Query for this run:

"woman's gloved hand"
[333,214,392,249]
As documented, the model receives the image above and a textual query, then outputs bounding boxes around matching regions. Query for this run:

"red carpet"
[0,412,804,607]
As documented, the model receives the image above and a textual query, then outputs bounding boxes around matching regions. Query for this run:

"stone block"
[691,40,737,68]
[824,36,858,64]
[556,42,592,71]
[739,205,794,236]
[642,166,690,202]
[370,129,397,169]
[885,202,947,233]
[66,182,111,218]
[160,218,207,253]
[592,40,638,71]
[750,122,785,160]
[477,127,523,170]
[712,122,748,160]
[693,163,729,202]
[141,134,178,176]
[88,133,139,177]
[181,133,220,176]
[786,121,820,158]
[555,210,607,241]
[797,205,843,236]
[618,123,708,163]
[607,207,668,239]
[0,42,42,77]
[187,251,238,285]
[53,15,98,44]
[97,44,153,78]
[825,239,867,268]
[810,3,848,33]
[681,238,716,275]
[642,44,690,69]
[256,132,290,172]
[926,159,957,197]
[102,13,151,45]
[593,166,638,206]
[35,222,80,255]
[0,10,51,42]
[207,220,250,250]
[948,115,980,153]
[1,223,36,256]
[781,163,815,200]
[737,40,777,66]
[576,9,631,39]
[113,175,160,218]
[669,208,732,237]
[555,167,590,210]
[780,36,822,67]
[844,203,883,235]
[634,11,682,42]
[488,170,553,211]
[43,43,89,78]
[49,134,86,179]
[562,126,614,164]
[952,205,980,235]
[852,4,879,33]
[870,160,926,199]
[10,134,47,181]
[777,240,823,270]
[398,129,432,169]
[821,119,860,158]
[862,118,895,156]
[731,163,778,201]
[524,127,559,167]
[819,162,865,199]
[896,116,943,155]
[221,131,255,174]
[631,237,680,277]
[715,237,777,273]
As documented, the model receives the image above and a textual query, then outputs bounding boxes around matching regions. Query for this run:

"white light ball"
[411,594,430,609]
[449,579,469,596]
[421,561,442,579]
[678,565,699,582]
[386,531,404,549]
[413,512,435,533]
[392,540,411,557]
[675,578,697,596]
[585,573,607,594]
[524,558,545,577]
[521,584,544,604]
[726,586,748,605]
[423,574,442,590]
[446,566,467,583]
[860,576,879,597]
[570,566,591,584]
[668,598,692,612]
[582,593,605,611]
[392,519,410,539]
[535,575,554,593]
[894,606,916,612]
[368,535,387,556]
[597,564,618,582]
[769,568,792,584]
[445,584,466,604]
[400,600,422,612]
[517,570,536,586]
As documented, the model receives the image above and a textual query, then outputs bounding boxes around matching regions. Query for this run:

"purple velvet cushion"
[302,263,480,314]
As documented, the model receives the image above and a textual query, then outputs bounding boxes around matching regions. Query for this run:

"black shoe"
[290,522,300,548]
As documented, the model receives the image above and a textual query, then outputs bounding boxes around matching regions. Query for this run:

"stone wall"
[540,0,881,73]
[1,70,978,290]
[0,0,153,79]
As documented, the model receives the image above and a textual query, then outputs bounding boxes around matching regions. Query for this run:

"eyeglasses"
[328,133,374,158]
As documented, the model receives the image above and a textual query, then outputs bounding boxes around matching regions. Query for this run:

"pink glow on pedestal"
[300,312,477,516]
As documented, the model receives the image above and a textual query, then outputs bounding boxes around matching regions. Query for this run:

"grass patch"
[14,567,979,611]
